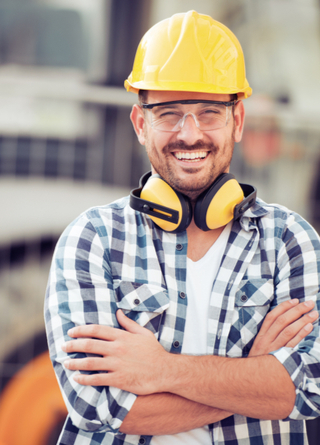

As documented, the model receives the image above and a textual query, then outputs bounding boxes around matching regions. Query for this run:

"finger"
[273,310,318,349]
[286,323,314,348]
[260,300,316,341]
[67,324,119,341]
[271,300,316,335]
[116,309,153,337]
[73,372,111,387]
[62,338,110,356]
[64,357,110,372]
[258,299,299,336]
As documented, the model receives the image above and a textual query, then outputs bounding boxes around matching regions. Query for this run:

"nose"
[176,113,204,145]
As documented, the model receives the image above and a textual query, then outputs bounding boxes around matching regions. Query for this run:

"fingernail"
[64,360,70,368]
[290,298,299,305]
[61,342,67,351]
[304,323,313,332]
[304,300,314,308]
[308,311,318,319]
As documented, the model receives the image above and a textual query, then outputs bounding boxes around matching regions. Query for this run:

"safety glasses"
[142,99,238,132]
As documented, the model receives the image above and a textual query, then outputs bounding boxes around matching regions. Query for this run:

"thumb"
[116,309,151,337]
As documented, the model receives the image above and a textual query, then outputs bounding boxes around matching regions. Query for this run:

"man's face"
[131,90,245,201]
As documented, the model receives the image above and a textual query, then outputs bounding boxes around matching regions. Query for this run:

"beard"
[145,134,235,201]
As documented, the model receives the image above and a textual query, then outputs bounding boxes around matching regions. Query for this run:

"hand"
[62,299,318,392]
[249,298,318,357]
[62,310,170,394]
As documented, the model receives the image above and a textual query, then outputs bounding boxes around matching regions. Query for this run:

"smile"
[174,151,208,161]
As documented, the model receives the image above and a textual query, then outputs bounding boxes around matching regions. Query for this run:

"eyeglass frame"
[141,99,239,132]
[141,99,238,109]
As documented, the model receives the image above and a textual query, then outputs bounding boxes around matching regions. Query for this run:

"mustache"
[165,140,219,152]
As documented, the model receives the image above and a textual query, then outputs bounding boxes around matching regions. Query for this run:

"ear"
[233,100,245,143]
[130,104,146,145]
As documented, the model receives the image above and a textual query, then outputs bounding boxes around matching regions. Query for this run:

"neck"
[186,219,225,262]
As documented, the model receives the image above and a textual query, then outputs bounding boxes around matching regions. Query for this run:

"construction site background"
[0,1,320,444]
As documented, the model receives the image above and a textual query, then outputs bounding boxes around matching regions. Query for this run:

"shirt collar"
[239,198,269,232]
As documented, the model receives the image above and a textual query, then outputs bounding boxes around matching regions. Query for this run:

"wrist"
[160,353,199,394]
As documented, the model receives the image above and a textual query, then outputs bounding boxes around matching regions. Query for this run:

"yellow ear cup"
[141,175,190,232]
[194,174,244,231]
[206,179,244,229]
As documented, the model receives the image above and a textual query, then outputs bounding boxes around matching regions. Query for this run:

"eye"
[154,109,182,119]
[199,107,223,117]
[160,111,177,116]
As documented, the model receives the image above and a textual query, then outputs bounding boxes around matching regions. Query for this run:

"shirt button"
[85,421,102,431]
[176,244,183,251]
[179,291,186,299]
[139,438,146,445]
[241,295,248,302]
[173,340,180,348]
[134,298,140,305]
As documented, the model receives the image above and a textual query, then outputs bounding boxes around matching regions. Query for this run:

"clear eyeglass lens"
[146,103,231,132]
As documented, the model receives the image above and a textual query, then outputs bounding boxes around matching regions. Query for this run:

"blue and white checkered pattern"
[45,196,320,445]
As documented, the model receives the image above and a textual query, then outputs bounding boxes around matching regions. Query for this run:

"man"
[45,10,320,445]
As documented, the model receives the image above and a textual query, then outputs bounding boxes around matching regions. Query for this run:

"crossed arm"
[61,299,318,435]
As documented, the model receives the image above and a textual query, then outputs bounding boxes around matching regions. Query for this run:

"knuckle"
[83,339,94,352]
[113,343,125,356]
[281,325,295,339]
[85,357,97,369]
[90,373,105,386]
[275,312,289,325]
[87,325,100,337]
[294,306,306,316]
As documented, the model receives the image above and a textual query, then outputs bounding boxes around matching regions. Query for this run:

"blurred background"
[0,0,320,444]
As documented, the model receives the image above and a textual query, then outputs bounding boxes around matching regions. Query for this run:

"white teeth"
[174,151,207,160]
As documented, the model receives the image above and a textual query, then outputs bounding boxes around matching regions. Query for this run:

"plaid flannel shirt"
[45,195,320,445]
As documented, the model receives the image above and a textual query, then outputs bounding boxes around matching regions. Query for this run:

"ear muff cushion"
[194,174,244,231]
[140,175,192,232]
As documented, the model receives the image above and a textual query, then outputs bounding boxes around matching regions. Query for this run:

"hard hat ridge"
[125,10,252,99]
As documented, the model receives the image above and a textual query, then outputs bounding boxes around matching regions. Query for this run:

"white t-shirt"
[151,223,231,445]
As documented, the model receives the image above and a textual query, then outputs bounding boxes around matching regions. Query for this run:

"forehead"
[146,90,232,104]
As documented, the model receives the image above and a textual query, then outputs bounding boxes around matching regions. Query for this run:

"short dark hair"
[138,90,148,105]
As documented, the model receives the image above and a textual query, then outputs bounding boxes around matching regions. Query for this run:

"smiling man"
[45,10,320,445]
[133,91,239,200]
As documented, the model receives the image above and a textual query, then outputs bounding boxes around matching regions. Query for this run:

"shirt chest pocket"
[115,281,170,337]
[233,279,274,354]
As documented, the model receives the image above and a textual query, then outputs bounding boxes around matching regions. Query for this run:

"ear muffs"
[130,172,256,233]
[130,172,192,233]
[194,173,244,231]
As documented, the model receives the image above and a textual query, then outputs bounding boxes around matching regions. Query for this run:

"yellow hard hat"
[125,10,252,99]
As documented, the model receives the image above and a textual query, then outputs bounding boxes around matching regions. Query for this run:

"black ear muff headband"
[130,171,256,233]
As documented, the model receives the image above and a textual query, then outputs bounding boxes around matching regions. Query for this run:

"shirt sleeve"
[270,212,320,420]
[44,213,137,434]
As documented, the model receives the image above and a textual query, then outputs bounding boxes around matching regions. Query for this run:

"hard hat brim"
[124,78,252,100]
